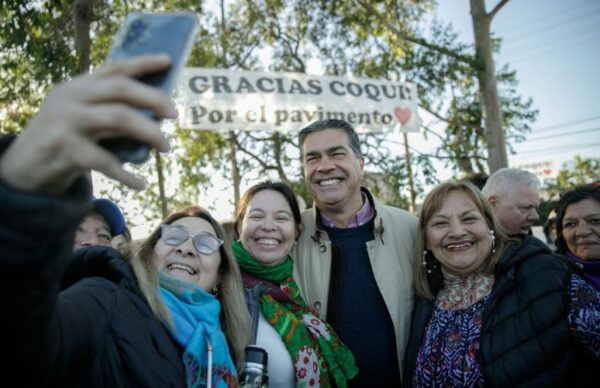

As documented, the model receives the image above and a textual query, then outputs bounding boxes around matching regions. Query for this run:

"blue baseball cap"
[92,198,126,237]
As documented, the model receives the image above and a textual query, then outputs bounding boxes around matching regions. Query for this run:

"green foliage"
[1,0,540,226]
[0,1,78,134]
[546,156,600,199]
[537,156,600,225]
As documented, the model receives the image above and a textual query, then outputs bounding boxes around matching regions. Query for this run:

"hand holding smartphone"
[101,12,198,164]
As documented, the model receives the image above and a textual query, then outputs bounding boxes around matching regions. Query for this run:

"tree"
[546,156,600,199]
[470,0,509,172]
[0,1,78,134]
[1,0,538,226]
[354,0,529,175]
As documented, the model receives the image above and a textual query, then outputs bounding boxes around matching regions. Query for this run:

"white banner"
[176,68,420,133]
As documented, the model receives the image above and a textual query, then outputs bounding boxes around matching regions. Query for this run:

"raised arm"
[0,54,175,194]
[0,55,177,384]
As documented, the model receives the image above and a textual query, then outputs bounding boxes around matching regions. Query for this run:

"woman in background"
[554,183,600,290]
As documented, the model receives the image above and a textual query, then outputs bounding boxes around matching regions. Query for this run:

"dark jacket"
[0,173,185,387]
[241,272,292,344]
[404,236,596,387]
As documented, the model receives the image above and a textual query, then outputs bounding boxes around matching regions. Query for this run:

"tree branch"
[233,136,278,171]
[421,104,485,135]
[356,0,476,66]
[488,0,509,20]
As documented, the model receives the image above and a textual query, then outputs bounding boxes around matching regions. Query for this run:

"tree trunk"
[74,0,95,74]
[228,131,241,210]
[220,0,241,211]
[402,132,416,213]
[272,132,290,185]
[74,0,96,188]
[155,150,169,219]
[470,0,508,173]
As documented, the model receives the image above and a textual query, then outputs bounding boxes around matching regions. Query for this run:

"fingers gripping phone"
[101,12,198,164]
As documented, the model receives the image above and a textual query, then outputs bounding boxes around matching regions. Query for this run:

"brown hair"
[554,183,600,254]
[131,206,250,369]
[233,180,302,239]
[415,181,507,300]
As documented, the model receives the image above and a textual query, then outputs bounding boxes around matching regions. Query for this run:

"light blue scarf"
[159,273,237,387]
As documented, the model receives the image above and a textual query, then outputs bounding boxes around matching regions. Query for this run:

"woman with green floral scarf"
[233,181,358,387]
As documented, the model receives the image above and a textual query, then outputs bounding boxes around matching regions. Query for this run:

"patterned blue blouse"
[413,275,600,387]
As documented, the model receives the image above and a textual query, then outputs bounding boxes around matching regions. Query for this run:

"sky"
[430,0,600,181]
[94,0,600,238]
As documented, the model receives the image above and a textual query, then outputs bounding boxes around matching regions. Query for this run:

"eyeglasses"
[160,224,224,255]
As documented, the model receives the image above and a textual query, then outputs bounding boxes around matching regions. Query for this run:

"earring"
[422,250,433,274]
[489,230,496,254]
[212,285,219,296]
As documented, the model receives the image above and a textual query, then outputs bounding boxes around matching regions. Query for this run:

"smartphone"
[101,12,198,164]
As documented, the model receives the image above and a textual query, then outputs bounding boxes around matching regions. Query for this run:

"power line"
[499,0,598,38]
[526,127,600,141]
[503,20,600,57]
[502,7,600,44]
[507,32,600,63]
[503,25,600,59]
[531,115,600,133]
[517,142,600,155]
[503,8,600,45]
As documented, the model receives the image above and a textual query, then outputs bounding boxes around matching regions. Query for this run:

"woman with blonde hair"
[134,206,251,375]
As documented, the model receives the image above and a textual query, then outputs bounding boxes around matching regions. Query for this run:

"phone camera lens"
[124,19,148,48]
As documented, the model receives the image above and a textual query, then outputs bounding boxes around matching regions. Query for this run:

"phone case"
[101,12,198,164]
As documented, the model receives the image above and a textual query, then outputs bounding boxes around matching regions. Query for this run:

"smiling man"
[481,168,541,238]
[292,119,418,386]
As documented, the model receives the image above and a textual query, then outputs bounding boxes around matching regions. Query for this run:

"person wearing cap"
[73,197,126,251]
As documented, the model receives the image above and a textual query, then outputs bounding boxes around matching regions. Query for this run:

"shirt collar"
[320,191,375,229]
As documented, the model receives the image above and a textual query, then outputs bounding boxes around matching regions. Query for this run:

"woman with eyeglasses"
[21,204,251,388]
[134,206,251,385]
[232,181,358,387]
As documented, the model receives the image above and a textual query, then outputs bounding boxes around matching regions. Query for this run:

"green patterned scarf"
[232,241,358,387]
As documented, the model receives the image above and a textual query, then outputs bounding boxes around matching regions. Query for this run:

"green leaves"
[2,0,541,222]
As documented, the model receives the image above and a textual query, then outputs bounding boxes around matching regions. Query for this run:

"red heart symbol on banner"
[394,107,412,126]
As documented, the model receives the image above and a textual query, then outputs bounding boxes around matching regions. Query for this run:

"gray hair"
[298,119,362,157]
[481,168,540,198]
